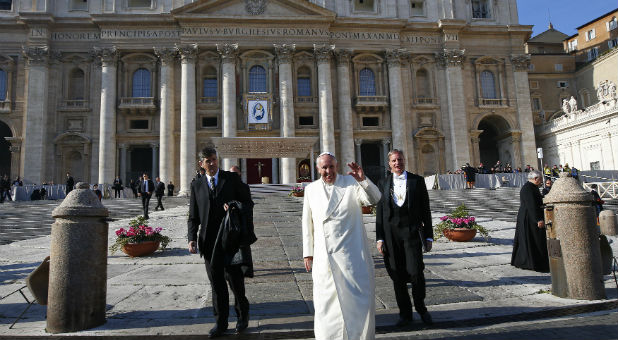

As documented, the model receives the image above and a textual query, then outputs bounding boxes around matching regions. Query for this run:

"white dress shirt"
[392,172,407,207]
[205,170,219,190]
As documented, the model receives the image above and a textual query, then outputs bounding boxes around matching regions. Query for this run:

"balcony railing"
[294,96,318,104]
[413,97,436,105]
[118,97,157,113]
[0,100,10,113]
[200,97,218,104]
[479,98,509,107]
[59,99,89,110]
[354,95,389,111]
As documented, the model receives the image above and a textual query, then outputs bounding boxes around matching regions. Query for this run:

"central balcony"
[118,97,157,114]
[354,95,389,112]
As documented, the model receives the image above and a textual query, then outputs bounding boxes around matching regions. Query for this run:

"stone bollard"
[543,173,605,300]
[599,210,617,236]
[47,182,109,333]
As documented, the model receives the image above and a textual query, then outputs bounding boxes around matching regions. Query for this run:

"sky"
[517,0,617,37]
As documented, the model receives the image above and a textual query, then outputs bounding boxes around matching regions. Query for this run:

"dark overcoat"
[376,171,433,282]
[187,171,252,262]
[511,181,549,272]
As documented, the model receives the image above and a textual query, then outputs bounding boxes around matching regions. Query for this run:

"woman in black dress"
[511,170,549,272]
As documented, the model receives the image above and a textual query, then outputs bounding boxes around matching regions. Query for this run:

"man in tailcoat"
[188,148,253,338]
[137,173,155,219]
[376,149,434,327]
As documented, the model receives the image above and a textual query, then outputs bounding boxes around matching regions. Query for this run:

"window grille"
[132,68,151,97]
[359,68,376,96]
[480,70,496,99]
[0,69,6,101]
[249,65,267,93]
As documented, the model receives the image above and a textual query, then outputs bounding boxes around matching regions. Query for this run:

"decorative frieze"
[179,44,198,64]
[216,43,238,63]
[510,54,531,72]
[154,47,178,65]
[22,46,50,66]
[596,80,617,102]
[313,44,335,64]
[436,49,465,68]
[274,44,295,64]
[245,0,268,15]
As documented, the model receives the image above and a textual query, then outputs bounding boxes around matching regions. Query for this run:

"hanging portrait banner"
[247,100,269,124]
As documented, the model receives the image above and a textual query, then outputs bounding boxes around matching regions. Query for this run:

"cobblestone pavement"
[0,197,189,245]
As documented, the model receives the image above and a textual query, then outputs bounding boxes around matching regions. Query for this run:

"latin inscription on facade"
[48,28,443,45]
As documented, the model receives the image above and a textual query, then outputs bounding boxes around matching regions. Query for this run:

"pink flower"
[469,216,475,222]
[115,228,125,236]
[440,216,448,221]
[155,227,162,233]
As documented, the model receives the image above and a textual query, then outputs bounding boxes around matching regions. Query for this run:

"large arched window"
[480,70,496,99]
[69,68,85,100]
[249,65,267,93]
[297,66,311,97]
[359,68,376,96]
[0,69,6,101]
[202,66,217,98]
[415,69,430,98]
[132,68,151,97]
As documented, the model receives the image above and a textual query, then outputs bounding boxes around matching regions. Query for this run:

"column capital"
[118,143,127,149]
[385,48,408,67]
[274,44,295,64]
[381,138,391,146]
[154,47,178,65]
[217,43,239,63]
[510,130,523,142]
[435,49,465,68]
[511,54,531,71]
[354,138,363,146]
[22,46,49,66]
[313,44,335,64]
[92,46,118,66]
[179,44,198,64]
[334,49,353,65]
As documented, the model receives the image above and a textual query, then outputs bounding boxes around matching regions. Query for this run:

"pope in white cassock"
[302,152,382,340]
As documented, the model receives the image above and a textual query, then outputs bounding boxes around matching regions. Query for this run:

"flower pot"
[292,191,304,197]
[362,206,373,214]
[443,228,477,242]
[122,241,160,257]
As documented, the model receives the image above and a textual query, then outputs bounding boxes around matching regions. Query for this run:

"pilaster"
[275,44,296,184]
[154,47,178,184]
[217,43,239,171]
[335,49,355,167]
[314,44,336,155]
[178,44,198,196]
[511,54,537,168]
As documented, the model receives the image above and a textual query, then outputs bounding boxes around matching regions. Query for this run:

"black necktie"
[209,177,216,198]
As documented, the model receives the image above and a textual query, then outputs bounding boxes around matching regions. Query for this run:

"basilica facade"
[0,0,536,194]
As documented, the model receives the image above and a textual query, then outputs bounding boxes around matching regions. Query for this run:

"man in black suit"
[65,172,75,195]
[154,177,165,211]
[137,173,154,219]
[188,148,253,338]
[376,149,434,328]
[113,176,123,198]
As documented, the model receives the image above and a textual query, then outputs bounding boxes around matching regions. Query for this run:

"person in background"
[0,174,12,203]
[590,184,604,218]
[138,173,154,219]
[93,184,102,201]
[167,181,175,196]
[154,177,165,211]
[463,163,476,189]
[113,176,123,198]
[542,178,552,197]
[65,172,75,195]
[130,179,138,198]
[13,176,23,186]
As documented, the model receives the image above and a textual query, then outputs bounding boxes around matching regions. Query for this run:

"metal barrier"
[582,181,618,199]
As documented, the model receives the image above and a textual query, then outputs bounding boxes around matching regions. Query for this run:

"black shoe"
[394,317,413,327]
[420,312,433,325]
[208,324,227,338]
[235,319,248,334]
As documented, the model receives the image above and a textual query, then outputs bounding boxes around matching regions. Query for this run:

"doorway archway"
[478,115,513,169]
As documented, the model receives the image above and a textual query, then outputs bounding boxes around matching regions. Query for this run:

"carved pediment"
[172,0,335,20]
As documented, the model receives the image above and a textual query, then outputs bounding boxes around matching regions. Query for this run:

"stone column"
[437,49,470,169]
[154,47,177,184]
[469,130,482,166]
[21,46,50,185]
[217,43,239,171]
[93,47,118,186]
[511,131,523,168]
[314,44,336,154]
[275,44,296,184]
[354,138,363,165]
[119,144,127,183]
[381,138,391,168]
[47,183,109,333]
[272,158,279,184]
[386,49,410,168]
[151,143,159,178]
[178,44,198,196]
[511,55,538,168]
[241,158,248,183]
[335,49,355,166]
